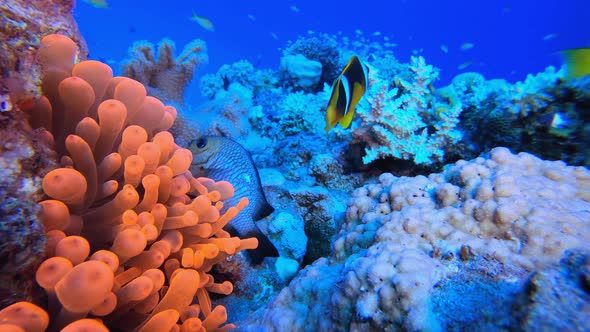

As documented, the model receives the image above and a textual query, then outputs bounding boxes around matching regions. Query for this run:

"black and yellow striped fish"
[325,55,369,132]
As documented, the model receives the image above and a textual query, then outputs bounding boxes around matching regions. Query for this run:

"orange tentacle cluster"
[0,34,253,332]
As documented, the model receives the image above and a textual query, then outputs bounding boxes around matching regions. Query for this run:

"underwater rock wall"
[0,0,86,306]
[0,110,55,307]
[0,0,87,109]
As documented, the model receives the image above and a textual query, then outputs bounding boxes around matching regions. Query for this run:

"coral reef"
[195,31,590,176]
[0,0,87,110]
[447,68,590,165]
[77,29,589,330]
[122,38,208,105]
[239,147,590,331]
[199,60,276,100]
[1,34,254,331]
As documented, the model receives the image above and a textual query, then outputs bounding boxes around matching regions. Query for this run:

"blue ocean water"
[75,0,589,106]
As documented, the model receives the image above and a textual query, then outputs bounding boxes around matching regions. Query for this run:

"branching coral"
[122,38,208,105]
[174,82,261,143]
[353,56,462,165]
[3,34,255,331]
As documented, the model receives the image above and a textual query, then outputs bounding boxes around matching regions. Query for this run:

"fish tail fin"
[247,231,279,265]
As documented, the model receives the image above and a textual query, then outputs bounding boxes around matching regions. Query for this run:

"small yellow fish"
[458,61,473,70]
[543,33,558,41]
[191,12,215,32]
[83,0,108,8]
[461,43,474,51]
[561,48,590,78]
[440,44,449,53]
[325,55,369,132]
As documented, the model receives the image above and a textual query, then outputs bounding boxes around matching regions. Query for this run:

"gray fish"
[187,135,279,264]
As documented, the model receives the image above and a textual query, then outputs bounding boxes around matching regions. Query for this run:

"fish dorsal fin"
[341,56,357,76]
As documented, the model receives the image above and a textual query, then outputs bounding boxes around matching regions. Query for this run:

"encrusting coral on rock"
[0,34,257,331]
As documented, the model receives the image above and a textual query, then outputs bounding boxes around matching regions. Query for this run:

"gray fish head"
[187,135,225,175]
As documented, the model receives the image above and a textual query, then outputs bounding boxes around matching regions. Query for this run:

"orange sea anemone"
[0,34,255,332]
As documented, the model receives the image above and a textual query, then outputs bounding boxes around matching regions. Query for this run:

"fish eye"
[196,137,207,148]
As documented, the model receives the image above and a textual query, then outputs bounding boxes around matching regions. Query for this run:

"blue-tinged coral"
[199,60,277,100]
[122,38,208,105]
[289,185,346,263]
[282,33,342,91]
[496,66,560,117]
[445,66,590,165]
[187,82,260,140]
[200,60,256,99]
[270,91,325,138]
[279,54,322,92]
[513,249,590,331]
